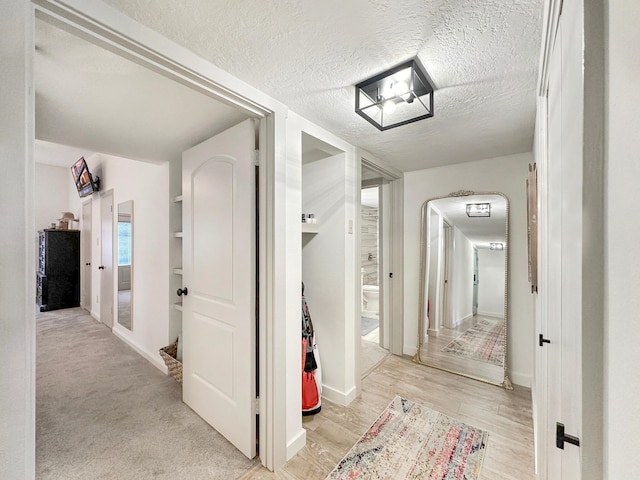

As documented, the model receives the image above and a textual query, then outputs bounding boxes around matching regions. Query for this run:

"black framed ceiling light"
[355,58,434,131]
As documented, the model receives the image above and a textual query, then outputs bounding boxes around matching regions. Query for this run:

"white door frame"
[100,189,114,328]
[81,198,92,311]
[31,0,289,470]
[358,151,403,362]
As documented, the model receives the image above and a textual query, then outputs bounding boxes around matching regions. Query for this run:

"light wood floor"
[240,354,534,480]
[419,315,505,384]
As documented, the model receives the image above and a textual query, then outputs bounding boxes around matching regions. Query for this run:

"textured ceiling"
[99,0,544,171]
[35,1,543,171]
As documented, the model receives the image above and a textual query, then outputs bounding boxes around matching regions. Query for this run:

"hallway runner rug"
[325,396,488,480]
[441,317,505,366]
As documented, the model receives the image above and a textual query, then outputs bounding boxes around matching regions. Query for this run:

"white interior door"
[81,199,92,311]
[182,119,256,459]
[100,190,114,328]
[545,17,581,479]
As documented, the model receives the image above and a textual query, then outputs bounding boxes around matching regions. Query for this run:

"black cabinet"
[37,229,80,312]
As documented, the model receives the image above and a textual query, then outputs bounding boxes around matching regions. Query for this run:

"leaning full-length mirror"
[117,200,133,330]
[415,191,511,388]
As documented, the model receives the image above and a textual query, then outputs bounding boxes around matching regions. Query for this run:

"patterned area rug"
[326,396,488,480]
[441,317,505,366]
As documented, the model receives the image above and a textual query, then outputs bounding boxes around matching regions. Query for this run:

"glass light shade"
[355,59,434,131]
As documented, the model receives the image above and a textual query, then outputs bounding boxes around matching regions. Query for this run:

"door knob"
[98,265,105,270]
[177,287,188,297]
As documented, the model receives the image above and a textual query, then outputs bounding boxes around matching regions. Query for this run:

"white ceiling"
[34,0,543,172]
[429,194,507,248]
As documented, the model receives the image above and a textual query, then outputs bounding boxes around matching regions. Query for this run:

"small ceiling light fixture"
[490,243,504,251]
[466,203,491,217]
[355,58,434,131]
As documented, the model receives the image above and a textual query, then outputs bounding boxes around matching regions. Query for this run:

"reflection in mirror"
[117,200,133,330]
[415,192,512,389]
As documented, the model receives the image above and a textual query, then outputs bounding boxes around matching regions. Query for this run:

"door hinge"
[556,422,580,449]
[254,150,260,166]
[253,397,260,415]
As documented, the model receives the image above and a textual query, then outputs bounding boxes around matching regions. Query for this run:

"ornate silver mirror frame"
[414,190,512,389]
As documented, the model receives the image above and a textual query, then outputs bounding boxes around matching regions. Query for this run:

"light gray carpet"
[37,307,258,479]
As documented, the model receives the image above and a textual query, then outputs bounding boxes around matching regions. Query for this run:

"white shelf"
[174,195,183,203]
[301,223,320,234]
[173,268,183,275]
[173,232,183,238]
[174,302,183,312]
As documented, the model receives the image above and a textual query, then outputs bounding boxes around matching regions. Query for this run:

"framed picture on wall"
[527,163,538,293]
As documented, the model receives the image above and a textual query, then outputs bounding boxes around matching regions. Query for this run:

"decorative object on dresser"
[56,211,78,230]
[37,229,80,312]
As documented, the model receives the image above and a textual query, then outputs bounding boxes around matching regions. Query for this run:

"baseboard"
[510,370,531,388]
[321,383,357,406]
[452,313,473,328]
[403,344,417,357]
[286,428,306,461]
[477,311,503,319]
[111,328,168,374]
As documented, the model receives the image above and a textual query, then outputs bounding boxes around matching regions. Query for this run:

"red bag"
[302,371,319,410]
[301,338,319,410]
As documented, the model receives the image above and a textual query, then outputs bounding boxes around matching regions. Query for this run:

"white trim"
[403,344,418,357]
[286,429,307,461]
[390,177,404,356]
[510,371,532,389]
[321,384,357,406]
[536,0,563,96]
[112,327,169,374]
[358,149,404,358]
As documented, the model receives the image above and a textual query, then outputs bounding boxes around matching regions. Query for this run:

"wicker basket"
[159,338,183,384]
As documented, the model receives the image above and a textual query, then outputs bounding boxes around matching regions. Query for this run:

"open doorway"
[360,184,387,375]
[33,14,267,473]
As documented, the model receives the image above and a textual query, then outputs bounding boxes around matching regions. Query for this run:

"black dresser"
[37,229,80,312]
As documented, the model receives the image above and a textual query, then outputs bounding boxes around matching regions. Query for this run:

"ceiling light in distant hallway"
[355,58,434,131]
[466,203,491,217]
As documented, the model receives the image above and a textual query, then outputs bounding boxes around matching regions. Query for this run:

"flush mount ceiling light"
[490,243,504,251]
[466,203,491,217]
[355,58,434,131]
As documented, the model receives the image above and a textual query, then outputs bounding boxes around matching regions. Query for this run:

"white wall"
[477,248,506,317]
[68,153,170,371]
[605,1,640,477]
[35,164,72,232]
[0,2,34,477]
[302,153,348,398]
[404,152,534,387]
[285,111,358,460]
[450,227,474,326]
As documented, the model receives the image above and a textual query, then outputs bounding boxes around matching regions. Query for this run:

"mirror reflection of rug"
[441,317,505,366]
[326,396,488,480]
